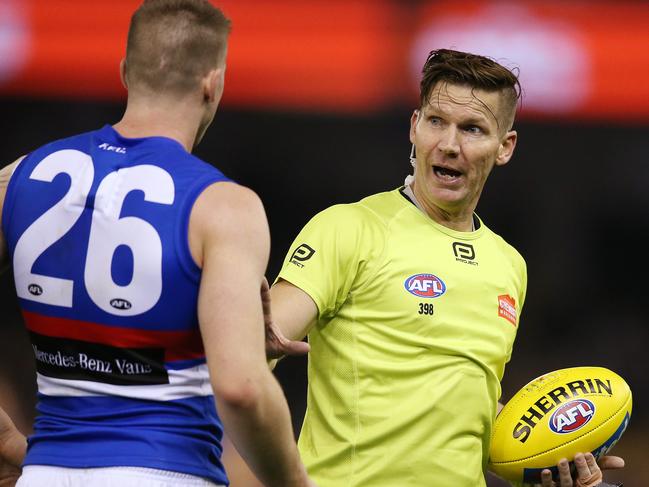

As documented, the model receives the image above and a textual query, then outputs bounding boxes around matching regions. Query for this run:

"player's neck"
[114,95,203,152]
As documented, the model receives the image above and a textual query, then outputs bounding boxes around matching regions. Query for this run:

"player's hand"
[262,278,310,360]
[0,407,26,487]
[539,452,624,487]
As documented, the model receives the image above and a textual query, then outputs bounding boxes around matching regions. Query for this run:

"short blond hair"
[125,0,231,94]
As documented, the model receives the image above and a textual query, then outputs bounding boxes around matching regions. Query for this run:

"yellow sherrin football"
[489,366,632,483]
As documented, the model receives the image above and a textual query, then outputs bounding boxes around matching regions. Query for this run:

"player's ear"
[202,67,224,103]
[495,130,517,167]
[119,58,128,90]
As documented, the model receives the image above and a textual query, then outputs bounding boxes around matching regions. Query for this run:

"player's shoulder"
[199,180,260,205]
[168,146,226,177]
[190,182,268,265]
[24,127,99,161]
[5,129,100,188]
[192,182,267,243]
[0,155,25,180]
[194,181,263,221]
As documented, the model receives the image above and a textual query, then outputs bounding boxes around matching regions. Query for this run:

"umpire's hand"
[538,452,624,487]
[261,278,310,361]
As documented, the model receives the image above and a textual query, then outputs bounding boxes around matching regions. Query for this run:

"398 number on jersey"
[418,302,434,315]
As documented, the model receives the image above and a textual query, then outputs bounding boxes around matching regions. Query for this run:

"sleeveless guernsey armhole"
[174,175,229,283]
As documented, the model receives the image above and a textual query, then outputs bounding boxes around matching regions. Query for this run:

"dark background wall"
[0,98,647,485]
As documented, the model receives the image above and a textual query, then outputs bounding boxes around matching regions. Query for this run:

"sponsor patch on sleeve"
[498,294,517,326]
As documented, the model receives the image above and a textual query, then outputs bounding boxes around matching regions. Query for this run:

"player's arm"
[0,407,26,487]
[0,157,25,269]
[191,182,312,487]
[0,158,27,485]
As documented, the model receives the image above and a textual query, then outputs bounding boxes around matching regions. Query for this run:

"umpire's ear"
[495,130,517,167]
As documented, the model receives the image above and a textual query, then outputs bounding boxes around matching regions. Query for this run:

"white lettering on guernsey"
[114,359,153,375]
[29,331,169,385]
[98,142,127,154]
[15,151,174,316]
[78,353,113,373]
[32,344,77,367]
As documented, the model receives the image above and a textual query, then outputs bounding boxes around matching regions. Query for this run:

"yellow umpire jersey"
[276,188,527,487]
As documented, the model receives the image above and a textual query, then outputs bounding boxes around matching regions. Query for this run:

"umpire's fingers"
[540,469,555,487]
[557,459,573,486]
[598,455,625,470]
[574,453,591,479]
[280,338,310,356]
[584,453,601,476]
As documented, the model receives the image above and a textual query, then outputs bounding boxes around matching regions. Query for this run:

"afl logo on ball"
[549,399,595,434]
[404,274,446,298]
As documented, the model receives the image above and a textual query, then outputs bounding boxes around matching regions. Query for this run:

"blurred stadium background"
[0,0,647,485]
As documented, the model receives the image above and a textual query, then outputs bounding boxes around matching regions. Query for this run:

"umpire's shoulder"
[484,226,527,273]
[308,195,389,234]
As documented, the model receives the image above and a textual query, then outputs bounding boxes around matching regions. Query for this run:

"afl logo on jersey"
[28,284,43,296]
[404,274,446,298]
[549,399,595,434]
[110,298,132,311]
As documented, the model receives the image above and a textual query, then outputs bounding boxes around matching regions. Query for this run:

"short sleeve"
[511,250,527,326]
[517,256,528,320]
[275,203,384,319]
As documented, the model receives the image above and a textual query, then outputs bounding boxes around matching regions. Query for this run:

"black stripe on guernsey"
[30,332,169,386]
[398,186,481,230]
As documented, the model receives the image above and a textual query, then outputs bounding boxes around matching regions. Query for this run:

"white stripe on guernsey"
[36,363,213,400]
